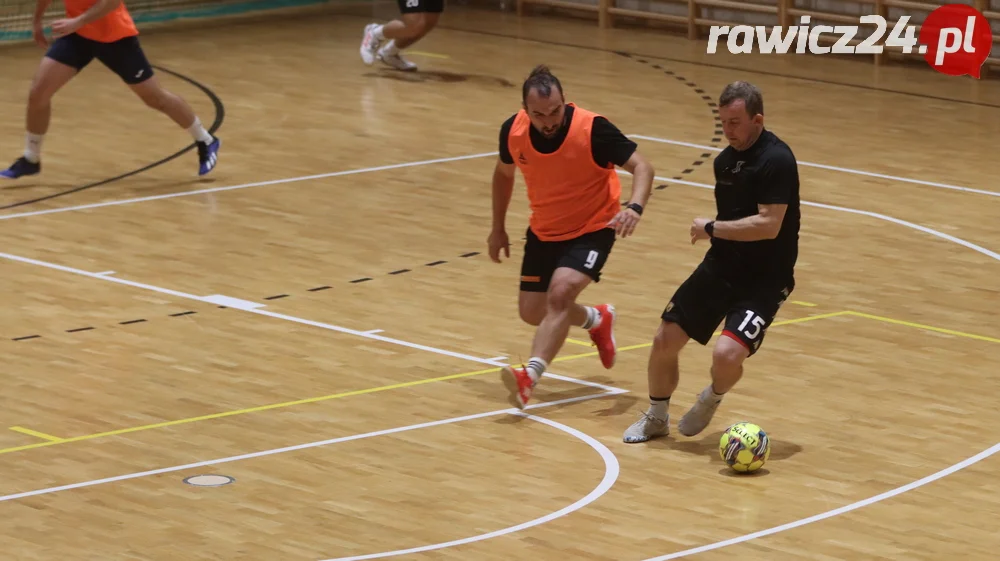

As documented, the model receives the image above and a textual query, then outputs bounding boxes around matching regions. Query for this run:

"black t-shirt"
[497,104,637,168]
[707,128,800,282]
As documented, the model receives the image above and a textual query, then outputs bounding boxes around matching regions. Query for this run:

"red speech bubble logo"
[920,4,994,78]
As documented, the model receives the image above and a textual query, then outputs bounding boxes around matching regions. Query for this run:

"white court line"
[320,409,620,561]
[0,390,621,505]
[641,442,1000,560]
[0,250,621,394]
[0,151,499,221]
[630,134,1000,197]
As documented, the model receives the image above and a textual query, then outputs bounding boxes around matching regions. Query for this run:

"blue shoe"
[197,137,220,176]
[1,157,40,179]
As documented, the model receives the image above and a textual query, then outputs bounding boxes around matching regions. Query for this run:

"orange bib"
[63,0,138,43]
[507,104,622,242]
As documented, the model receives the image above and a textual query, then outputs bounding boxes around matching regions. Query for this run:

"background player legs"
[379,13,439,49]
[2,57,79,178]
[26,57,77,143]
[360,13,439,71]
[129,76,219,174]
[130,76,206,134]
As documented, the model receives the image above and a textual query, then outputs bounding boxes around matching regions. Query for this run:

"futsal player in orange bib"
[490,65,655,408]
[2,0,221,179]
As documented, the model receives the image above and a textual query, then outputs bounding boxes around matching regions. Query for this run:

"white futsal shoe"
[623,412,669,443]
[377,41,417,71]
[360,23,382,65]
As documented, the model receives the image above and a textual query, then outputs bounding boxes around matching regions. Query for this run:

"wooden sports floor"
[0,4,998,559]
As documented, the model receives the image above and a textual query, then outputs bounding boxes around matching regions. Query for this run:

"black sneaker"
[0,157,40,179]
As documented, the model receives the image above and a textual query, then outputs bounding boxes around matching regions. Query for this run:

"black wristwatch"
[705,221,715,237]
[626,202,644,216]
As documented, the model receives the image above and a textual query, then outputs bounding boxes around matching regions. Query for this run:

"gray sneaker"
[677,385,723,437]
[623,412,669,443]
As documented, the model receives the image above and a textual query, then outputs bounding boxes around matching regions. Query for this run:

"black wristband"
[626,202,644,215]
[705,221,715,237]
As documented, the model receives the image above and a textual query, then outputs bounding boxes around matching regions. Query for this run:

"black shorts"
[660,259,793,356]
[520,227,615,292]
[397,0,444,13]
[45,33,153,85]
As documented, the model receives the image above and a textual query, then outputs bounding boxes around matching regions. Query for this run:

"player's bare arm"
[690,203,787,244]
[51,0,121,36]
[31,0,53,47]
[488,157,516,262]
[607,150,654,238]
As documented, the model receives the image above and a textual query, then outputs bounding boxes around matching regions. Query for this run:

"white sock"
[648,396,670,420]
[526,357,548,384]
[186,117,213,144]
[704,384,725,402]
[381,39,399,55]
[580,306,602,330]
[24,132,43,163]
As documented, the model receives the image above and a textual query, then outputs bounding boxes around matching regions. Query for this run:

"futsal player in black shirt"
[624,80,801,443]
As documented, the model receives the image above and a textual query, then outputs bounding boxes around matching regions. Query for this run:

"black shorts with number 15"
[661,258,793,356]
[520,226,616,292]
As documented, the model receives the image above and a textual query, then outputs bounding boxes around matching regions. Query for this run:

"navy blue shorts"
[45,33,153,85]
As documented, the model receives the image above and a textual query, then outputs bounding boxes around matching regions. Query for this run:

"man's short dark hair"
[522,65,563,102]
[719,81,764,117]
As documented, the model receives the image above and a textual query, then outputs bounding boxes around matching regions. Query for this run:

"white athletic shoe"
[360,23,382,65]
[677,385,723,437]
[378,44,417,72]
[623,412,669,443]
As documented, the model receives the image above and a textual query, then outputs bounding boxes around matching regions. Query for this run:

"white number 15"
[738,310,766,339]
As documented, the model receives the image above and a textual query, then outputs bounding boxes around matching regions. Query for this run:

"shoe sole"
[500,367,526,409]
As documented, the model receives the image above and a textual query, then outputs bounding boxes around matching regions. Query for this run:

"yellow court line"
[406,50,450,58]
[552,311,851,364]
[565,337,593,347]
[844,311,1000,344]
[0,366,503,456]
[792,300,817,307]
[9,426,63,442]
[0,310,848,457]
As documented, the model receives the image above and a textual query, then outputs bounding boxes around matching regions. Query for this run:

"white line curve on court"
[320,411,620,561]
[640,442,1000,560]
[0,151,499,221]
[0,391,615,504]
[614,170,1000,263]
[630,134,1000,197]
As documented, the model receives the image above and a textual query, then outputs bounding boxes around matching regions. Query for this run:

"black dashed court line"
[618,53,724,193]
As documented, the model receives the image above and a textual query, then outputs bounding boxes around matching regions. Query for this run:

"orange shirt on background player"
[63,0,139,43]
[507,104,623,242]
